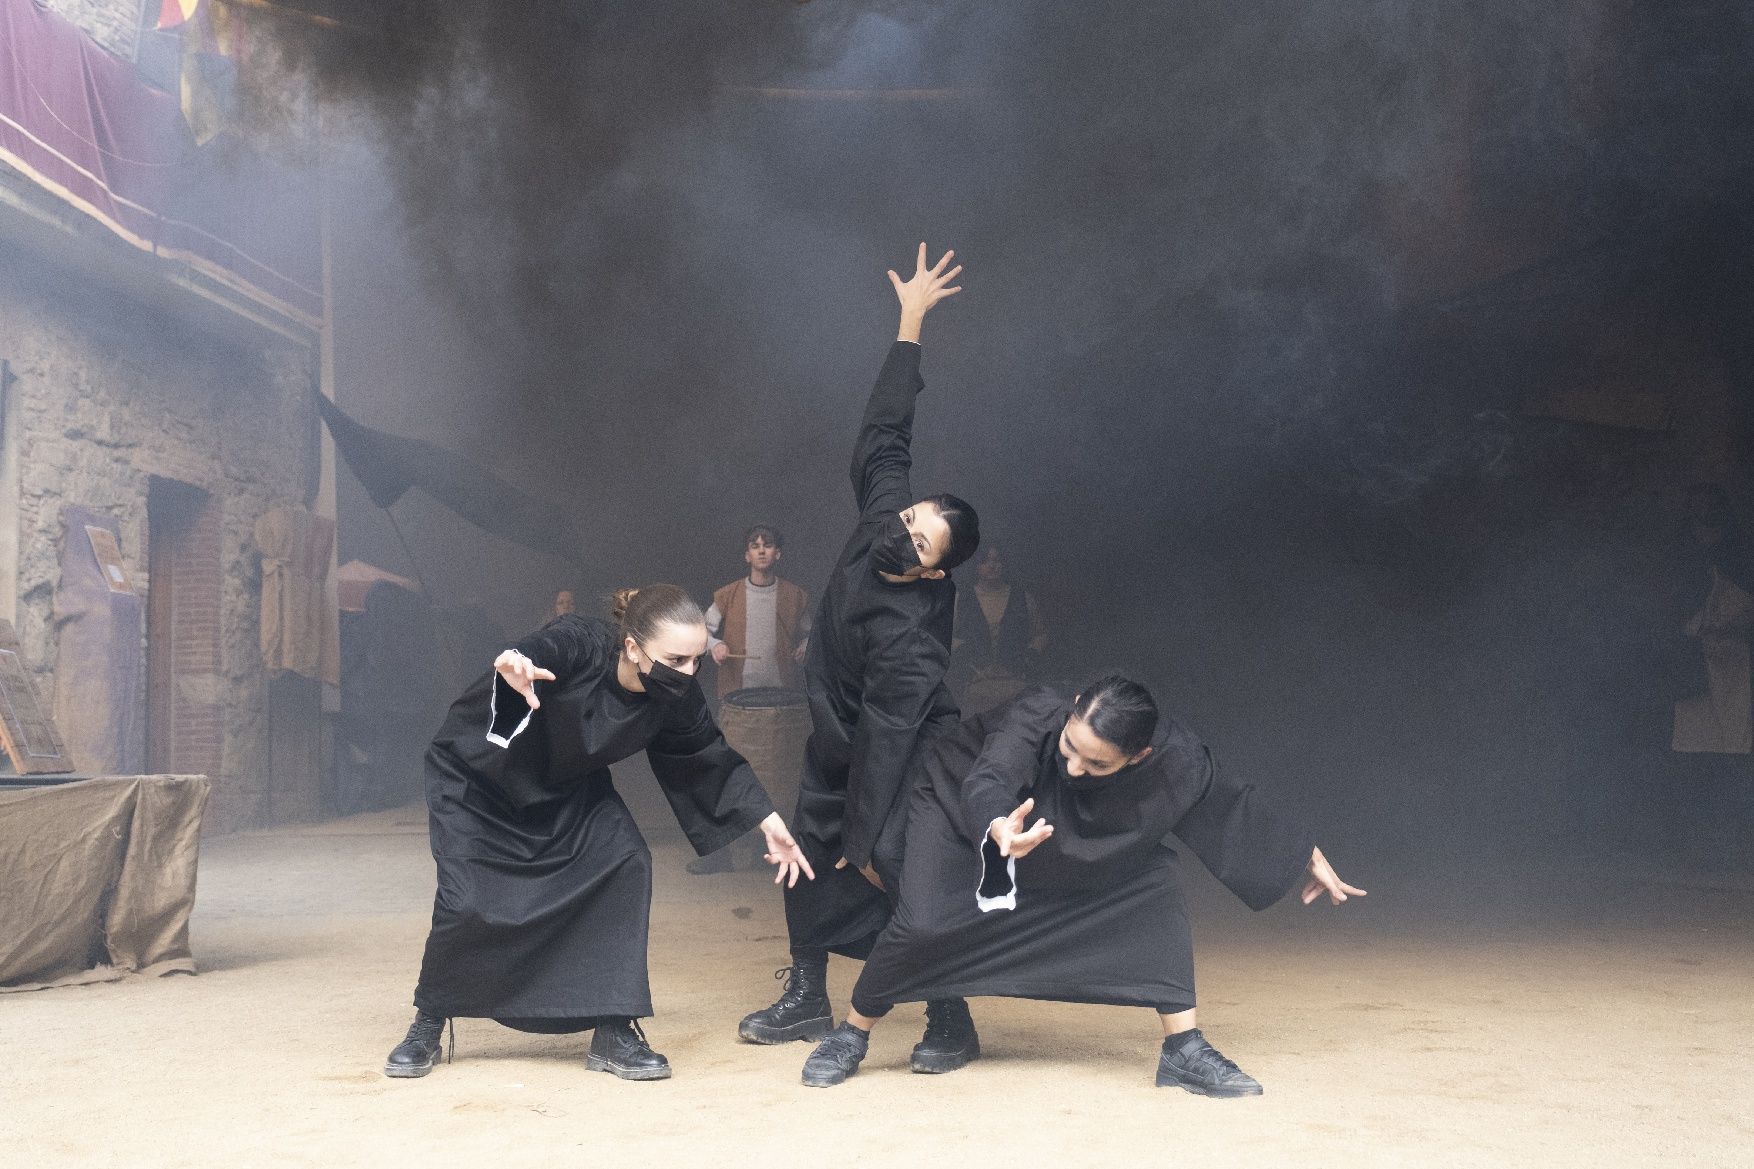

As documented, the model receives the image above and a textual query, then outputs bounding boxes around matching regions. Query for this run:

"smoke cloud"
[227,1,1754,879]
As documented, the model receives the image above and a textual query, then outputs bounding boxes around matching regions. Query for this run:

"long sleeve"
[849,341,925,520]
[1168,742,1314,911]
[957,687,1061,833]
[841,621,952,868]
[705,601,725,651]
[646,693,776,856]
[487,615,603,745]
[957,686,1065,913]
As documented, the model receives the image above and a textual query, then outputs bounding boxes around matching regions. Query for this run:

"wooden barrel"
[719,687,809,819]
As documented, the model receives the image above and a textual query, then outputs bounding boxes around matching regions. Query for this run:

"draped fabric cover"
[0,0,321,325]
[53,507,143,774]
[0,776,208,991]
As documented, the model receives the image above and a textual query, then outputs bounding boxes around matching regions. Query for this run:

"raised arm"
[486,614,600,744]
[849,244,964,518]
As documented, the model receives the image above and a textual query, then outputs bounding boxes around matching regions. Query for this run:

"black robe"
[850,685,1313,1015]
[784,341,961,958]
[413,615,774,1028]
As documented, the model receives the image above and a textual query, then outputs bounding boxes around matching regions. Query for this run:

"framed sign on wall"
[0,619,73,775]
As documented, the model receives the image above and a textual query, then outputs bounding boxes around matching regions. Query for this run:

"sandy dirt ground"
[3,781,1751,1169]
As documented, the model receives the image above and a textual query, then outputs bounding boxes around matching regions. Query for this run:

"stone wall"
[39,0,144,61]
[0,252,318,833]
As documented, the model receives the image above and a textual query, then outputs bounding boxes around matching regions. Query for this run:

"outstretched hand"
[494,649,556,710]
[889,242,963,343]
[989,797,1054,859]
[1301,846,1367,906]
[760,813,816,889]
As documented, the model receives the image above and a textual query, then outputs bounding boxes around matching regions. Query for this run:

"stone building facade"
[0,216,321,834]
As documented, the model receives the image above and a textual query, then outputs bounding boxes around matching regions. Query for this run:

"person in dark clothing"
[739,244,985,1073]
[800,677,1366,1094]
[384,585,814,1082]
[338,581,448,813]
[952,541,1051,716]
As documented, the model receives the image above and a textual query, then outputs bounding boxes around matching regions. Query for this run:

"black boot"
[910,998,980,1074]
[383,1009,447,1079]
[801,1022,869,1087]
[586,1018,672,1081]
[738,956,833,1044]
[1155,1030,1263,1097]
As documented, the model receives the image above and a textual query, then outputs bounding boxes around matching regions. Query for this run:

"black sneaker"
[738,960,833,1044]
[1155,1030,1263,1097]
[910,998,980,1074]
[383,1009,447,1079]
[586,1018,672,1081]
[801,1023,869,1087]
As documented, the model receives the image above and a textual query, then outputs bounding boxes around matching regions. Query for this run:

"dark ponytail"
[925,492,981,571]
[1072,675,1158,756]
[610,584,703,646]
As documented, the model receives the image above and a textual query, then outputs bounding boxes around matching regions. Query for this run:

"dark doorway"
[146,478,223,779]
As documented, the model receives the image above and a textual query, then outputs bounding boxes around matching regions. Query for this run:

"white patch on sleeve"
[975,836,1017,913]
[485,673,535,747]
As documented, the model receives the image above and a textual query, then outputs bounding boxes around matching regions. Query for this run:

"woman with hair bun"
[799,676,1365,1096]
[383,584,813,1082]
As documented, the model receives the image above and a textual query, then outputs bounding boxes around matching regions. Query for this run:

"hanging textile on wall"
[53,507,144,774]
[254,504,340,687]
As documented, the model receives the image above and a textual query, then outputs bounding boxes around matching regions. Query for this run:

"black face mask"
[871,512,924,578]
[640,656,697,704]
[1056,748,1130,790]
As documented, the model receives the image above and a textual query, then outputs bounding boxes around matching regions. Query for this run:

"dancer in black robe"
[739,244,987,1072]
[800,677,1366,1094]
[383,585,813,1081]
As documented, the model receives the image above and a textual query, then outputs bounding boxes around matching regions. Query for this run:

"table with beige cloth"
[0,775,209,991]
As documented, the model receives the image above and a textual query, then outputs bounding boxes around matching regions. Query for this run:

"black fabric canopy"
[317,396,583,565]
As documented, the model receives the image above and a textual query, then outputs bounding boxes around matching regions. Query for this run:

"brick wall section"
[0,255,317,833]
[39,0,144,61]
[167,493,225,777]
